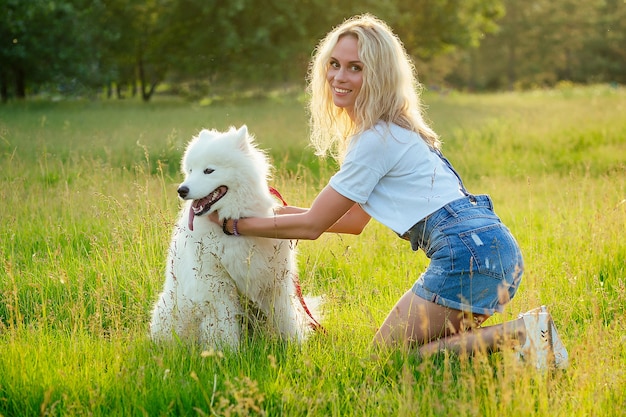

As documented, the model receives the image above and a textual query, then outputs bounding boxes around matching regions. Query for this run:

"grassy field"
[0,85,625,416]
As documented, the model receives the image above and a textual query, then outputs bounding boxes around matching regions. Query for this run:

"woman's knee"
[376,291,447,346]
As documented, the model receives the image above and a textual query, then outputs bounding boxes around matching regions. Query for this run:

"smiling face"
[326,34,363,120]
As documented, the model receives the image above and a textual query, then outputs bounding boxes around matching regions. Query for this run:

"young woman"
[211,14,567,369]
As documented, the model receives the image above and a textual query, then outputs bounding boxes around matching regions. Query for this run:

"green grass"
[1,85,625,416]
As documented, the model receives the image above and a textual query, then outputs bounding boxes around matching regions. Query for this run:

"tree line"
[1,0,624,102]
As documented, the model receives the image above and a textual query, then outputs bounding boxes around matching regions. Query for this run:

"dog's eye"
[204,168,214,174]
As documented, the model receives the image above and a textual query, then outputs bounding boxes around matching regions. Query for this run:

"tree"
[451,0,623,90]
[9,0,620,99]
[0,0,93,101]
[581,0,626,84]
[161,0,334,91]
[385,0,504,60]
[87,0,335,101]
[84,0,139,98]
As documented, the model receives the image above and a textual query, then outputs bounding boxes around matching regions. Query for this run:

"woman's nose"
[333,67,346,82]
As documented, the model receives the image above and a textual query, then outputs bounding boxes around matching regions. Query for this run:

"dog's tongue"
[188,206,195,231]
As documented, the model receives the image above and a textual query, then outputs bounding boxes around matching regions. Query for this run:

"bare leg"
[373,290,525,355]
[419,318,525,356]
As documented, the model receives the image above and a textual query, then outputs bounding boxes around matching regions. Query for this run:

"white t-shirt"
[329,122,465,235]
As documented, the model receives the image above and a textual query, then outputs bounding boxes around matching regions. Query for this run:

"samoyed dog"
[150,125,322,349]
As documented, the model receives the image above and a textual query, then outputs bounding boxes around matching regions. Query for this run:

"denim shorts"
[401,195,524,316]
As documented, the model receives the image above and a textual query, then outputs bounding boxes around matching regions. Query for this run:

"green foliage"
[1,0,510,100]
[3,0,623,100]
[387,0,505,58]
[451,0,626,90]
[0,0,93,98]
[0,87,625,415]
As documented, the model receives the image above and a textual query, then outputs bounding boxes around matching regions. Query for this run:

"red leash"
[293,279,325,332]
[269,186,288,206]
[269,186,325,333]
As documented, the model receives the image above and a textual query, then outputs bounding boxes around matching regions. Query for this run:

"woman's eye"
[204,168,214,174]
[351,64,362,71]
[329,60,339,69]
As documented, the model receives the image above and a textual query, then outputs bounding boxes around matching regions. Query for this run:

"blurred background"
[1,0,624,102]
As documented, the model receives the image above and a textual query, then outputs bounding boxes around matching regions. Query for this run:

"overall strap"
[433,148,475,201]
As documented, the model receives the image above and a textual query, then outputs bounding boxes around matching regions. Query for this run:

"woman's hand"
[208,211,221,226]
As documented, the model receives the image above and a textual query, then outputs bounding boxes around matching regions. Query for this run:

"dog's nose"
[178,186,189,199]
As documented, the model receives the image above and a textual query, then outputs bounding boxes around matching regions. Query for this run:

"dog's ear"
[236,125,248,137]
[234,125,252,151]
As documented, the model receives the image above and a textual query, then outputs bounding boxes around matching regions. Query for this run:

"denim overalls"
[402,149,524,315]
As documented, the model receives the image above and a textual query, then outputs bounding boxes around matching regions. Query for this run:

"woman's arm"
[326,201,370,234]
[274,200,370,235]
[213,185,369,240]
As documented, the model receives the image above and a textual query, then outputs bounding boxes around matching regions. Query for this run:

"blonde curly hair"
[307,14,440,161]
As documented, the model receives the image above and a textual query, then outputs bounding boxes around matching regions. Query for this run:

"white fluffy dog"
[150,125,322,349]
